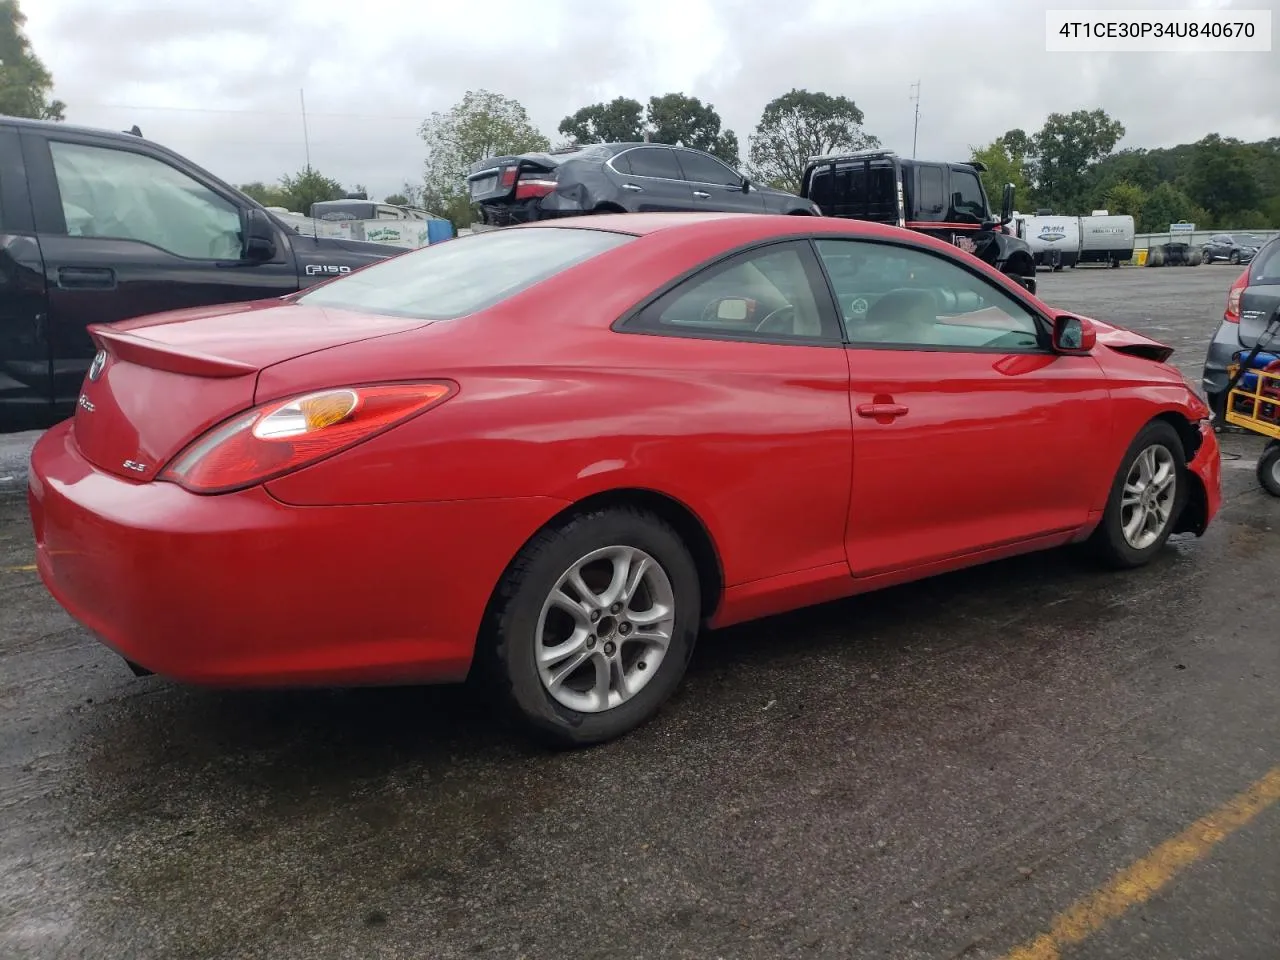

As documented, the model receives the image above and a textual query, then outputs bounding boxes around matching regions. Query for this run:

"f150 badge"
[305,264,352,277]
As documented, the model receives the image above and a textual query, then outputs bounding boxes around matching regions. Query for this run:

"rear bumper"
[28,421,567,687]
[1202,318,1242,413]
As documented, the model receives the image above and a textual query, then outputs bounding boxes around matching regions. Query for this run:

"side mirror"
[1052,314,1095,355]
[1000,183,1015,224]
[716,298,750,322]
[243,208,277,262]
[740,178,751,194]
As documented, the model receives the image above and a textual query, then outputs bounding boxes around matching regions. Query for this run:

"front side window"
[949,170,986,223]
[624,147,682,181]
[675,149,740,186]
[297,226,633,320]
[815,239,1043,350]
[49,141,242,260]
[624,241,833,341]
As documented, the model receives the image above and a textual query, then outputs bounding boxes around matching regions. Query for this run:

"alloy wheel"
[534,545,676,713]
[1120,444,1177,550]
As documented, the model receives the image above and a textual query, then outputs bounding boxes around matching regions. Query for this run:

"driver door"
[22,130,298,404]
[813,237,1110,577]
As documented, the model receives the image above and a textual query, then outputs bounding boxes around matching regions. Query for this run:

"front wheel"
[1089,421,1187,568]
[481,506,701,747]
[1258,441,1280,497]
[1229,251,1241,265]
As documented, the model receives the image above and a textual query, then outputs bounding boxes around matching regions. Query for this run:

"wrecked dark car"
[467,142,820,226]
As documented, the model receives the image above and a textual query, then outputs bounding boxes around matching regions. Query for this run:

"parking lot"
[1,264,1276,960]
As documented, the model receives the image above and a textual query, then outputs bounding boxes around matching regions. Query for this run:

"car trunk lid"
[72,301,431,482]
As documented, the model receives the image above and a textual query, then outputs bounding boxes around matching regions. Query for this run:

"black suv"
[467,142,820,226]
[0,117,403,425]
[1202,233,1266,266]
[799,150,1036,293]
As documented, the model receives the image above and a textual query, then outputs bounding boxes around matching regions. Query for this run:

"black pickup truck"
[800,149,1037,294]
[0,117,403,425]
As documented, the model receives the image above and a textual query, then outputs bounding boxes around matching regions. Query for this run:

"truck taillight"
[1224,268,1248,323]
[500,167,518,188]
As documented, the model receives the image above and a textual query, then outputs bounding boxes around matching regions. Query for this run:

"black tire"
[1258,441,1280,497]
[480,506,701,748]
[1229,251,1241,265]
[1088,420,1188,569]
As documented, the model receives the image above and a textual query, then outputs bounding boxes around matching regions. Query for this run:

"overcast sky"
[22,0,1280,201]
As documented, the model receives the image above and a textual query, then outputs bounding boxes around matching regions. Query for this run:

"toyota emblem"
[87,349,107,382]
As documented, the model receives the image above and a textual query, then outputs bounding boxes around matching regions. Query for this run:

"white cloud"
[20,0,1280,201]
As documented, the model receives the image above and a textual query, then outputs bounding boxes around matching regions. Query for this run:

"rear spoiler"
[89,326,258,379]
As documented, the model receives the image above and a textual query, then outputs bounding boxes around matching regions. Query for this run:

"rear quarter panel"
[260,227,856,588]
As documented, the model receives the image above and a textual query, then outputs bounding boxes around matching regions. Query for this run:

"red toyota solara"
[29,213,1221,746]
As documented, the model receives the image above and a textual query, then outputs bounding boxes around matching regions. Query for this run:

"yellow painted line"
[1000,765,1280,960]
[2,564,37,573]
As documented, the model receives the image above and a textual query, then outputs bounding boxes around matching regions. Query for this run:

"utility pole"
[909,81,921,159]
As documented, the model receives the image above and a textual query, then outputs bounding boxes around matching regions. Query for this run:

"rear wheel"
[1089,421,1187,568]
[1229,251,1241,265]
[481,507,701,747]
[1258,441,1280,497]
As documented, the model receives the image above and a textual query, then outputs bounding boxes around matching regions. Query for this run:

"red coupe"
[28,213,1221,746]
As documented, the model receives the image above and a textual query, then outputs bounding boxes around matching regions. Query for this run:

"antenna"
[300,88,312,171]
[300,88,317,239]
[909,81,921,159]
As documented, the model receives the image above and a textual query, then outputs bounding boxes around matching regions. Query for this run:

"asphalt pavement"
[1,263,1277,960]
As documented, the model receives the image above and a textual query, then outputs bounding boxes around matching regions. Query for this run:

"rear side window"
[917,166,944,219]
[1252,240,1280,283]
[625,147,682,180]
[296,226,634,319]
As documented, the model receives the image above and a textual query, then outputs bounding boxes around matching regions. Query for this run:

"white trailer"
[1078,212,1135,268]
[1014,213,1082,271]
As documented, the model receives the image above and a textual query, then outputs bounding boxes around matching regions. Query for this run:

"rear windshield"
[296,226,634,319]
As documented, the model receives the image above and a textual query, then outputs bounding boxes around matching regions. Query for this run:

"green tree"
[645,93,739,166]
[970,135,1029,212]
[1138,182,1204,233]
[1001,128,1030,161]
[279,166,345,217]
[418,89,550,222]
[747,88,878,193]
[1101,181,1145,221]
[383,193,409,206]
[558,96,645,145]
[0,0,65,120]
[1185,134,1261,222]
[239,181,293,209]
[1030,109,1126,211]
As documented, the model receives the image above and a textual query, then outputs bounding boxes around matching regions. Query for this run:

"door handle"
[621,183,643,192]
[57,266,117,290]
[856,402,910,419]
[692,190,711,199]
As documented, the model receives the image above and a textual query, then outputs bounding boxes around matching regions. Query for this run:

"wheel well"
[787,208,814,215]
[546,489,723,619]
[1152,412,1209,534]
[1004,252,1035,276]
[593,201,627,214]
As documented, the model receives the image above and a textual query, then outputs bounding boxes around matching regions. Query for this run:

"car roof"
[0,114,149,142]
[506,211,936,245]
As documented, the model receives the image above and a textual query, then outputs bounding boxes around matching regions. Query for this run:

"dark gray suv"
[1201,235,1280,421]
[467,142,820,226]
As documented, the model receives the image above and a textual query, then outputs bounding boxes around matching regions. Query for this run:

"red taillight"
[1225,268,1248,323]
[160,382,455,494]
[515,178,556,200]
[499,167,518,188]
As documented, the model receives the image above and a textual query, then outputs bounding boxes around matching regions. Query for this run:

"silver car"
[1202,235,1280,420]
